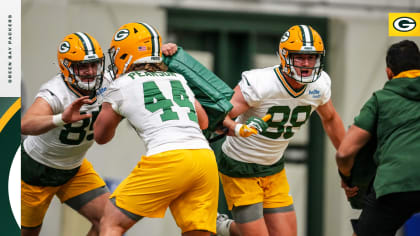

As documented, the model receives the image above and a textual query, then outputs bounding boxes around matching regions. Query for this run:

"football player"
[93,22,218,236]
[217,25,346,236]
[21,32,111,236]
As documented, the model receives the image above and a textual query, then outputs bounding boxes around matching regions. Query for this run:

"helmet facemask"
[107,46,133,80]
[107,47,118,80]
[282,51,324,84]
[64,57,105,93]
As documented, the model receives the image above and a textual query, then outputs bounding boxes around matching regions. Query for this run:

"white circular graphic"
[393,17,416,32]
[114,29,129,41]
[58,41,70,53]
[8,145,20,228]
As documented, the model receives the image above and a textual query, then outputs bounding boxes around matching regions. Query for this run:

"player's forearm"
[21,115,59,135]
[222,116,238,136]
[93,103,121,144]
[194,100,209,130]
[335,151,354,176]
[93,118,117,145]
[322,114,345,150]
[93,126,115,145]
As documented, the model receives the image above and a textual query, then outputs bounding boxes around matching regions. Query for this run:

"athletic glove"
[234,114,271,137]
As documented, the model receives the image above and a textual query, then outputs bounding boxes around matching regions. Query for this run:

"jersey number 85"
[59,110,99,145]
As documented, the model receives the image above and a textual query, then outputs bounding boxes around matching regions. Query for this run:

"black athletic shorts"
[355,189,420,236]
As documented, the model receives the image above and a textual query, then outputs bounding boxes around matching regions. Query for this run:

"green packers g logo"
[58,41,70,53]
[114,29,129,41]
[393,17,416,32]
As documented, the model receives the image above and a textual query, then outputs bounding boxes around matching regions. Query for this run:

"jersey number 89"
[263,105,311,139]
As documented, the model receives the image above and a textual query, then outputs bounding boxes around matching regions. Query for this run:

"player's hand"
[162,43,178,56]
[246,114,271,133]
[235,114,271,137]
[62,96,93,123]
[341,180,359,198]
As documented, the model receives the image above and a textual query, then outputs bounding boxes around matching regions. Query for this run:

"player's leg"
[261,169,296,236]
[99,198,140,236]
[218,211,295,236]
[21,181,59,236]
[232,203,269,236]
[57,159,110,236]
[170,149,219,236]
[101,150,193,234]
[229,220,241,236]
[182,230,212,236]
[98,174,145,235]
[216,213,246,236]
[219,172,270,236]
[263,208,297,236]
[66,188,111,236]
[21,226,42,236]
[20,147,71,236]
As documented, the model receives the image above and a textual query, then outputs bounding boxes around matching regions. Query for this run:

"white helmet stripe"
[74,32,95,56]
[138,22,160,58]
[299,25,313,47]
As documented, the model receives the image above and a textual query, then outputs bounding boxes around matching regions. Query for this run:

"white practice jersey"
[104,70,210,156]
[222,66,331,165]
[23,73,112,170]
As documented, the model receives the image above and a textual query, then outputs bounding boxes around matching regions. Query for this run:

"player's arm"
[222,85,270,137]
[336,125,371,176]
[21,96,92,135]
[315,99,346,150]
[194,100,209,130]
[93,102,123,145]
[222,85,250,135]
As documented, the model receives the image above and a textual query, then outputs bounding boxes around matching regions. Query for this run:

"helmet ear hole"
[120,54,128,60]
[134,28,138,33]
